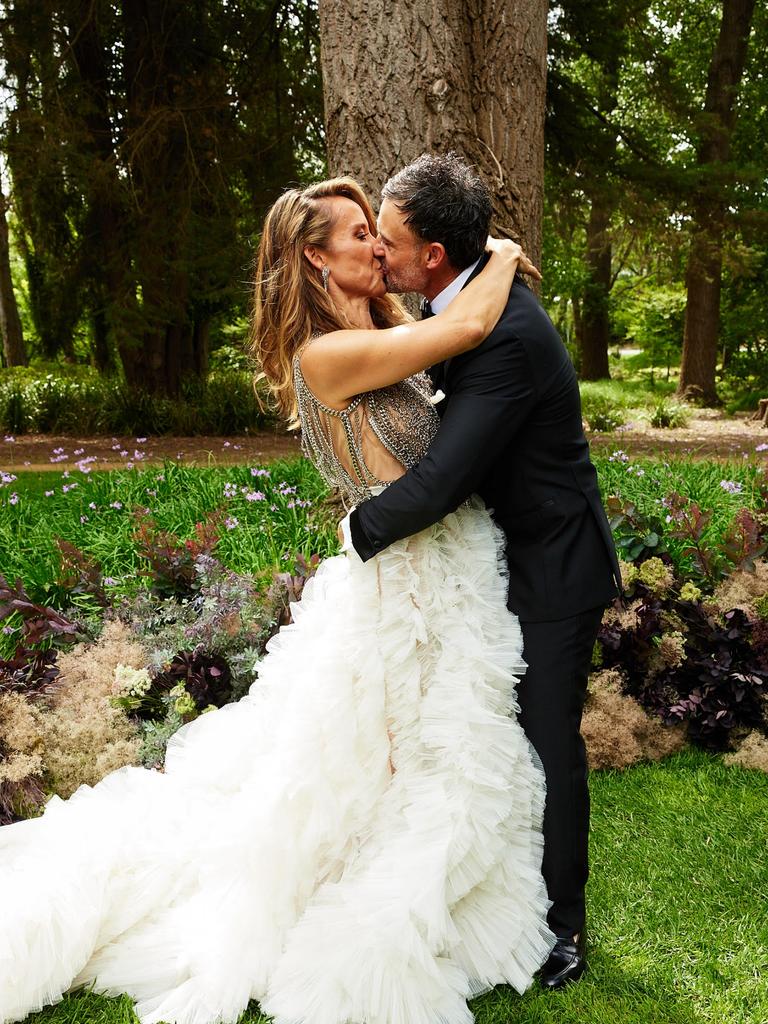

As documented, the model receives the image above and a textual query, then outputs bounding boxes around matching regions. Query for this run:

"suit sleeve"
[350,332,536,561]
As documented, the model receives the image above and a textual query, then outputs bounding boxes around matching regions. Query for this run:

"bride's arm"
[301,240,539,405]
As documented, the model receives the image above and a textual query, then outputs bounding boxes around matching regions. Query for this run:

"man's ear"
[424,242,447,270]
[303,245,325,271]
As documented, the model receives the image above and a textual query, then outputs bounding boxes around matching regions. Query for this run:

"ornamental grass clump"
[582,669,688,770]
[0,691,46,822]
[35,619,143,799]
[724,730,768,772]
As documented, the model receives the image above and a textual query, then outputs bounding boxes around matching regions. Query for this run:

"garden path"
[0,430,301,472]
[1,411,766,472]
[588,409,768,460]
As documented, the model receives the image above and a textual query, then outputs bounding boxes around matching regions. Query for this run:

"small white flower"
[112,664,151,697]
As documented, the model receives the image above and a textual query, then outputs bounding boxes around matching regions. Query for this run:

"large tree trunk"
[66,0,134,375]
[578,193,612,380]
[121,0,192,396]
[0,183,27,367]
[678,0,756,404]
[318,0,547,265]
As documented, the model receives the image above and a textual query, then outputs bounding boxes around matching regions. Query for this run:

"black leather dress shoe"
[539,928,587,989]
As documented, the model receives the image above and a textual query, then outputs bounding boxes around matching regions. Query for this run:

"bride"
[0,177,555,1024]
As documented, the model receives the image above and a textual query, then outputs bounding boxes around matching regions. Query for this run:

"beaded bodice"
[293,352,440,509]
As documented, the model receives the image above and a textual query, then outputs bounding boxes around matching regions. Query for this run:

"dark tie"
[420,297,434,319]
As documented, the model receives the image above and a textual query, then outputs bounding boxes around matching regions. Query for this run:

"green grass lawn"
[1,454,764,620]
[0,459,339,610]
[18,749,768,1024]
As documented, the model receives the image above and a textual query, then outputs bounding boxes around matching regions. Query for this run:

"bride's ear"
[303,245,325,271]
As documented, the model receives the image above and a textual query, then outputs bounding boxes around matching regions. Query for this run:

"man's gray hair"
[382,152,492,270]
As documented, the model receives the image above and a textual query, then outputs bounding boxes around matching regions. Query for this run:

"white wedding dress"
[0,365,556,1024]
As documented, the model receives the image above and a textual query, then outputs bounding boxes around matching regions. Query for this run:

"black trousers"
[515,605,606,939]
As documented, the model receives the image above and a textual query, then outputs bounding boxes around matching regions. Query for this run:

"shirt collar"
[428,257,483,315]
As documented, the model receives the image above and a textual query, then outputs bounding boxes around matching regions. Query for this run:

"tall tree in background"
[318,0,547,264]
[677,0,756,403]
[0,0,323,393]
[0,180,26,366]
[546,0,661,381]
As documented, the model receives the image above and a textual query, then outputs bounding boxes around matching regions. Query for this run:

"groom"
[341,153,622,988]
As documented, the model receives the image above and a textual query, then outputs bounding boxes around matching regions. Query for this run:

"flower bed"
[2,453,768,825]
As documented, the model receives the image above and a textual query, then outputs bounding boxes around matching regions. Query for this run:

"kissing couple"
[0,153,621,1024]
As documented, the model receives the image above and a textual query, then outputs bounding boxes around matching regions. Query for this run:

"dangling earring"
[321,265,330,292]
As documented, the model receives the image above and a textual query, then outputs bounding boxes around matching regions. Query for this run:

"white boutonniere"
[429,389,446,406]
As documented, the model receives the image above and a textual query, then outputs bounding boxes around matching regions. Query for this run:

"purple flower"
[223,441,231,448]
[245,490,266,502]
[756,443,768,453]
[62,483,78,493]
[103,576,119,586]
[119,449,129,457]
[133,450,145,460]
[80,515,88,523]
[719,480,743,495]
[250,467,270,477]
[0,471,16,485]
[44,489,54,497]
[225,516,239,530]
[73,448,85,456]
[9,492,19,505]
[3,435,15,443]
[608,450,629,464]
[223,482,238,498]
[53,446,65,455]
[88,501,97,510]
[136,436,147,443]
[110,500,123,510]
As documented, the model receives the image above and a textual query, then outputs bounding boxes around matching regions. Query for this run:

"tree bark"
[578,193,612,380]
[318,0,547,265]
[0,183,27,367]
[677,0,756,405]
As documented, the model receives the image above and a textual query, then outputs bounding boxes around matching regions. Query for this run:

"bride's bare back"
[294,348,439,508]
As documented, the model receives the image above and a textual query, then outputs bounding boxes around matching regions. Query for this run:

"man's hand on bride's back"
[486,236,542,281]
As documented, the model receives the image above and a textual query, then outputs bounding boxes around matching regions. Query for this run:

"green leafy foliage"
[647,398,690,428]
[0,368,274,436]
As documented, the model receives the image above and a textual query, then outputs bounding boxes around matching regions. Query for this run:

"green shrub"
[648,399,691,428]
[0,366,276,435]
[581,394,627,432]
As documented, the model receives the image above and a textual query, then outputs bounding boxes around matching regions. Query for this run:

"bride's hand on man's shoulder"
[486,236,542,281]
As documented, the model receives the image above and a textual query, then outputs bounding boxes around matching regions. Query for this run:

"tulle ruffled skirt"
[0,498,556,1024]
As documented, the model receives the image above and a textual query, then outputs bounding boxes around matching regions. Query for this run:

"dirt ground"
[587,409,768,460]
[0,429,301,473]
[1,410,766,472]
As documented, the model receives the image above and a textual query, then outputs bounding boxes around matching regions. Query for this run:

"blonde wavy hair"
[248,177,408,424]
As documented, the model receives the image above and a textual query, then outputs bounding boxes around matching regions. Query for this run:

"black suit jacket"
[350,260,622,622]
